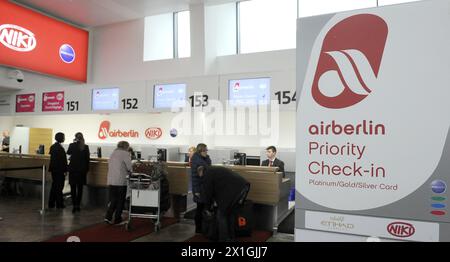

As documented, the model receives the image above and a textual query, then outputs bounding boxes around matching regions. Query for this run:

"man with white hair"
[1,130,10,152]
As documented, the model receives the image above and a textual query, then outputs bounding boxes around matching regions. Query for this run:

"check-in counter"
[0,153,50,181]
[1,154,290,230]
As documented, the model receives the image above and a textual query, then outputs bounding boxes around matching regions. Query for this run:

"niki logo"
[0,24,37,52]
[98,120,139,140]
[312,14,388,109]
[387,222,415,238]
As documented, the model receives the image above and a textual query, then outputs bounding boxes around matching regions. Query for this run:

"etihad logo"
[311,14,388,109]
[0,24,37,52]
[98,120,139,140]
[387,222,415,238]
[320,216,354,231]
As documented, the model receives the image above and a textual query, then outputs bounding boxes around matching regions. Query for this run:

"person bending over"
[199,166,250,242]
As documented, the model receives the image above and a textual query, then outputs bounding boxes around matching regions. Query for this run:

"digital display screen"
[153,83,186,109]
[228,78,270,106]
[92,88,119,111]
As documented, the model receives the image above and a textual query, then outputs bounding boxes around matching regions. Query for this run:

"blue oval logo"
[431,203,446,209]
[431,180,447,194]
[170,128,178,138]
[59,44,75,63]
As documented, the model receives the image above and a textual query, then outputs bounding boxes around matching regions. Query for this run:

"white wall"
[0,2,297,151]
[0,111,294,158]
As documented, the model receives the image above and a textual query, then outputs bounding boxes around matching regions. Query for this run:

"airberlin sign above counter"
[98,120,163,140]
[296,1,450,241]
[0,0,88,82]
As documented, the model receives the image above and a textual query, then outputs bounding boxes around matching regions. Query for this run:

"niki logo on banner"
[0,24,37,52]
[311,14,388,109]
[387,222,415,238]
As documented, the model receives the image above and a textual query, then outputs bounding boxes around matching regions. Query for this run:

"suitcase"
[202,208,218,241]
[234,200,254,237]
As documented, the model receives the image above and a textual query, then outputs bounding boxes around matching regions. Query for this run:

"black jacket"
[191,152,212,196]
[67,142,90,185]
[201,166,250,213]
[48,142,68,173]
[261,158,285,177]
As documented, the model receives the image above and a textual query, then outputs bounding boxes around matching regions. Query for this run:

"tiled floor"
[0,196,293,242]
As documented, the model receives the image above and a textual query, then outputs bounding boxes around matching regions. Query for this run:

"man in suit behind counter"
[261,146,285,177]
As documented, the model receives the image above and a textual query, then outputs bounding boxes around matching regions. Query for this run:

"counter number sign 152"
[122,98,138,110]
[275,91,296,105]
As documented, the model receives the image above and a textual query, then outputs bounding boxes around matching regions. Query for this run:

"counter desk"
[0,154,291,230]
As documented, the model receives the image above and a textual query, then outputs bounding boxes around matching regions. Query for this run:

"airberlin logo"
[0,24,37,52]
[98,121,139,140]
[312,14,388,109]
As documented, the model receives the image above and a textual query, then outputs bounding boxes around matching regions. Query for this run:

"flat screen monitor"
[228,77,270,106]
[92,88,119,111]
[246,156,261,166]
[153,83,186,109]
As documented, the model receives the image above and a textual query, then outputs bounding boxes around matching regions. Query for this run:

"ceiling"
[12,0,237,28]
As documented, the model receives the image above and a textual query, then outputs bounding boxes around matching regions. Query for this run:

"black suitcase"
[234,200,254,237]
[202,208,218,241]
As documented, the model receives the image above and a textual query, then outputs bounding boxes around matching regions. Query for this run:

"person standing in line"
[67,132,90,213]
[104,141,132,225]
[190,143,212,233]
[48,132,68,209]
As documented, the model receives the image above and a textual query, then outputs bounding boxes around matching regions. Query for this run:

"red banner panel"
[0,0,89,82]
[42,91,64,112]
[16,93,35,113]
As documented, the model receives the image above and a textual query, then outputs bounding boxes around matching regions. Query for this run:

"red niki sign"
[16,93,35,113]
[0,0,89,82]
[42,91,64,112]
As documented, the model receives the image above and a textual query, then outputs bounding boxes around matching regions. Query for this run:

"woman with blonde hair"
[184,146,196,166]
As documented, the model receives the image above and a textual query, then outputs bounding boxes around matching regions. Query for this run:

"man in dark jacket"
[67,132,90,213]
[48,132,68,209]
[199,166,250,242]
[261,146,285,177]
[190,143,212,233]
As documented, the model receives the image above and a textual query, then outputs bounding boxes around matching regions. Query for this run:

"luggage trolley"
[125,172,161,232]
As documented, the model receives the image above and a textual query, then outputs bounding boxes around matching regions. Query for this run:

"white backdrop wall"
[0,3,296,151]
[0,111,295,154]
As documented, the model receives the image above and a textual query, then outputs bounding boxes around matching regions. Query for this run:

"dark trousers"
[70,184,84,207]
[217,185,250,241]
[195,202,205,232]
[105,185,127,222]
[49,172,65,208]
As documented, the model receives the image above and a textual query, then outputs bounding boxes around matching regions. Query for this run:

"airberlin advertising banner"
[42,91,64,112]
[0,0,88,82]
[296,1,450,241]
[97,120,162,141]
[16,93,35,113]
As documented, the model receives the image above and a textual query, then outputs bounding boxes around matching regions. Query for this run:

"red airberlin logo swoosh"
[98,120,110,139]
[312,14,388,109]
